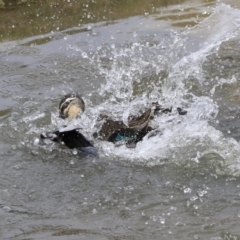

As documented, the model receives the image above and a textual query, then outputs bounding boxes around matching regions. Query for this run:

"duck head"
[59,93,85,119]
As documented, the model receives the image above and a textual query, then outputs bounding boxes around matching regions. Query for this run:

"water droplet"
[87,25,92,30]
[198,190,207,197]
[184,187,192,193]
[193,204,198,209]
[70,159,75,165]
[152,215,157,222]
[34,138,39,146]
[3,206,11,211]
[31,150,39,156]
[81,52,88,58]
[160,217,165,224]
[190,195,198,201]
[92,208,97,214]
[170,206,177,211]
[72,149,78,155]
[11,145,17,150]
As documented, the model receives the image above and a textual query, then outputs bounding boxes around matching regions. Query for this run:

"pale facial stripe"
[60,97,79,110]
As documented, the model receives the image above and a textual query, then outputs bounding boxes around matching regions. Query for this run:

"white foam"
[93,3,240,176]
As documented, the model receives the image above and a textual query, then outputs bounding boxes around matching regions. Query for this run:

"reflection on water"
[2,0,240,239]
[0,0,213,42]
[0,0,180,42]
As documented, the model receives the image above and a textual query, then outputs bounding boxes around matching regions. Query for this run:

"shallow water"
[1,0,240,239]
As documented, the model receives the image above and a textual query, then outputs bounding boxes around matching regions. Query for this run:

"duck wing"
[94,115,126,141]
[127,108,151,129]
[41,127,93,149]
[94,109,152,143]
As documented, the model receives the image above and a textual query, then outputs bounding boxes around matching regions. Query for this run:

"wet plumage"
[40,92,187,151]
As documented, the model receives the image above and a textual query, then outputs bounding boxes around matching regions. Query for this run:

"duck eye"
[62,101,70,109]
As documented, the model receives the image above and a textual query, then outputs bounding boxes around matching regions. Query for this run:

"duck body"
[93,110,152,147]
[93,103,176,146]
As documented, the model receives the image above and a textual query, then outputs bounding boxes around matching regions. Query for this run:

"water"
[1,0,240,239]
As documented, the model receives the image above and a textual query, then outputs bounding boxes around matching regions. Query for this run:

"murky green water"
[1,0,240,239]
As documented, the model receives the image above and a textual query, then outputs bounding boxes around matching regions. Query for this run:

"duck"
[93,101,187,147]
[40,93,97,155]
[63,93,187,148]
[41,93,187,149]
[93,105,160,147]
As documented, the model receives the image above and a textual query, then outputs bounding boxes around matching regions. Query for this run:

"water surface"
[1,0,240,239]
